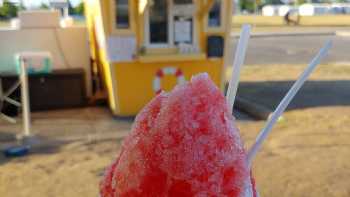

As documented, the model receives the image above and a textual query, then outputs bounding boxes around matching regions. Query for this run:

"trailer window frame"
[204,0,227,33]
[144,0,199,51]
[110,0,135,35]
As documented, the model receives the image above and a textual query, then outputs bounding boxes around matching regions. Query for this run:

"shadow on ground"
[0,135,67,166]
[237,80,350,110]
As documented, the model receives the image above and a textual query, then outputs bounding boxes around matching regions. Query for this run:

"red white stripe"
[153,67,185,94]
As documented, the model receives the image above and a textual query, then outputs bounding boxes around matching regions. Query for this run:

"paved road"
[231,34,350,65]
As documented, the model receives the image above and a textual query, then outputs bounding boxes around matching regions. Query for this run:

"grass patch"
[233,15,350,27]
[0,20,10,27]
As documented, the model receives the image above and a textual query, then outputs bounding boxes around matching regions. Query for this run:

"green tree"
[240,0,255,13]
[296,0,307,5]
[68,0,75,15]
[0,0,18,19]
[74,2,84,15]
[261,0,282,5]
[39,3,50,10]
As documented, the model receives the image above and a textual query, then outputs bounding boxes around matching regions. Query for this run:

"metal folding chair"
[0,76,21,123]
[1,52,50,138]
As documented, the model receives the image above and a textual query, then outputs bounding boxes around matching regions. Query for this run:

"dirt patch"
[240,107,350,197]
[0,140,121,197]
[1,106,349,197]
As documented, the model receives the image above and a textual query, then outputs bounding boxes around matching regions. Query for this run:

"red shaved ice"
[100,73,252,197]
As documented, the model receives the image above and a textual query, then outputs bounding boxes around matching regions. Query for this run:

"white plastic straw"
[226,24,251,115]
[247,40,332,167]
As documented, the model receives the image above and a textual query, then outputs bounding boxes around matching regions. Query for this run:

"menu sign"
[107,36,136,62]
[174,20,192,43]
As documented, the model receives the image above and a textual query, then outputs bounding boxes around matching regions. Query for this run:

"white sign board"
[0,0,3,7]
[107,36,136,62]
[174,20,191,43]
[173,5,195,15]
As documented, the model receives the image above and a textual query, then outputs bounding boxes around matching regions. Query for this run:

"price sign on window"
[107,36,136,62]
[174,20,192,43]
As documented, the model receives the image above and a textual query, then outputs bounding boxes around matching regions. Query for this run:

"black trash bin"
[207,36,224,58]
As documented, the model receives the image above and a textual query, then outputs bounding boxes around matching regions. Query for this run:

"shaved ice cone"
[100,73,257,197]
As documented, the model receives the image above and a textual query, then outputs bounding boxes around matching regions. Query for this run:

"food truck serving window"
[115,0,130,29]
[145,0,197,50]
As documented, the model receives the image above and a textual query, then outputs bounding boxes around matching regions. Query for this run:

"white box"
[18,10,60,29]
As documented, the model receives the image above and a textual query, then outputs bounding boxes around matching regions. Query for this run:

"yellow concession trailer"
[85,0,233,116]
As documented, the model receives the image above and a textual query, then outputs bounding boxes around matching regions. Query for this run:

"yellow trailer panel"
[85,0,232,116]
